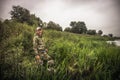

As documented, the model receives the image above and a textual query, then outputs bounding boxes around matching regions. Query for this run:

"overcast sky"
[0,0,120,36]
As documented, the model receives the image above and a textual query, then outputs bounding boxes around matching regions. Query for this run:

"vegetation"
[45,21,62,31]
[64,21,87,34]
[64,27,71,32]
[0,20,120,80]
[86,29,97,35]
[98,30,103,36]
[10,5,42,26]
[0,5,120,80]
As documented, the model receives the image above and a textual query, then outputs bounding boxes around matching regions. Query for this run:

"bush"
[0,21,120,80]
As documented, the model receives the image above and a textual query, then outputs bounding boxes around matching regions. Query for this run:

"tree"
[87,29,96,35]
[0,20,3,41]
[103,34,108,37]
[108,34,113,37]
[70,21,87,34]
[46,21,62,31]
[70,21,77,27]
[28,14,42,26]
[10,5,30,22]
[98,30,103,35]
[10,5,42,26]
[64,27,71,32]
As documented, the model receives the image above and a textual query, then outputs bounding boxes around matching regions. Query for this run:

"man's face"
[36,29,43,36]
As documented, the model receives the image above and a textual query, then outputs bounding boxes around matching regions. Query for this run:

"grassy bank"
[0,22,120,80]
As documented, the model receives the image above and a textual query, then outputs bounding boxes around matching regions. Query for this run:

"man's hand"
[35,55,40,60]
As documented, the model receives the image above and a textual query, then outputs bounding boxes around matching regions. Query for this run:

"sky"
[0,0,120,36]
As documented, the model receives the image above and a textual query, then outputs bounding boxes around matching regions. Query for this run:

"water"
[107,40,120,46]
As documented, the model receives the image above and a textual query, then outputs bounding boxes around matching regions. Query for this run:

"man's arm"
[33,37,38,55]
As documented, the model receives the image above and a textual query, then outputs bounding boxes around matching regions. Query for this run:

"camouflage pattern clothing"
[33,34,54,70]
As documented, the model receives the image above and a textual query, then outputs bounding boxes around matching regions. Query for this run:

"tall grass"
[0,24,120,80]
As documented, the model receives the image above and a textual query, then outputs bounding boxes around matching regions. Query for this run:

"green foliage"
[10,5,42,26]
[0,20,35,80]
[0,21,120,80]
[87,29,97,35]
[98,30,103,35]
[10,5,30,22]
[70,21,87,34]
[108,34,113,38]
[64,27,71,32]
[46,21,62,31]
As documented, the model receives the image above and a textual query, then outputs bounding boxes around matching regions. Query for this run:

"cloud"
[0,0,120,36]
[0,0,7,12]
[0,0,45,19]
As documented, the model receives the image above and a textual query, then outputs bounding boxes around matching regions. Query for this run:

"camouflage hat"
[36,27,42,30]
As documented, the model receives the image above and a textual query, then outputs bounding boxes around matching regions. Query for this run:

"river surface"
[107,40,120,46]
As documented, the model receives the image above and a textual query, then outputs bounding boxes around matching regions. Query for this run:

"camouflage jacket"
[33,34,45,54]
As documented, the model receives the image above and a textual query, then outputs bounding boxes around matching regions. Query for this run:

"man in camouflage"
[33,27,54,71]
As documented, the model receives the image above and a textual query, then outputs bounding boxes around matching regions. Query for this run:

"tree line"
[64,21,103,36]
[1,5,115,37]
